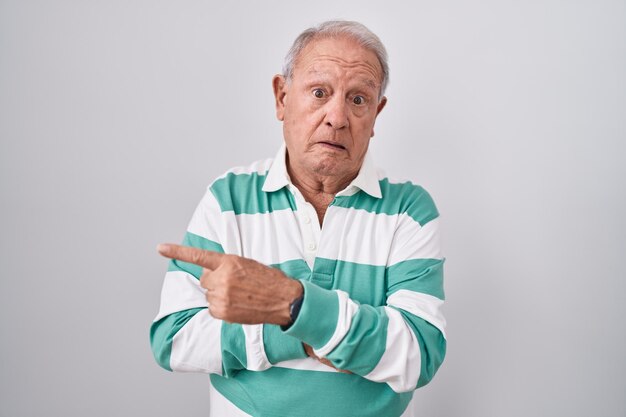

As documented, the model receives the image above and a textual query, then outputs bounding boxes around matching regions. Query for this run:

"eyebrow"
[362,78,378,91]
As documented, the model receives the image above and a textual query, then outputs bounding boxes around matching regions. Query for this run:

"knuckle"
[190,250,203,265]
[199,269,212,288]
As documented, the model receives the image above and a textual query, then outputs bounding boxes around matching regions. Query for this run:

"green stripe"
[210,172,296,214]
[270,259,311,280]
[393,308,447,388]
[387,258,445,300]
[326,304,389,376]
[311,257,387,305]
[305,257,442,305]
[210,367,412,417]
[333,178,439,226]
[167,232,224,279]
[149,307,206,371]
[210,172,437,224]
[221,323,247,378]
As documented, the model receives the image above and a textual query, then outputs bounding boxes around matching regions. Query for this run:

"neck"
[286,158,359,225]
[286,160,357,198]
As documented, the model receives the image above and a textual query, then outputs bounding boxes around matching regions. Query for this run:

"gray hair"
[282,20,389,99]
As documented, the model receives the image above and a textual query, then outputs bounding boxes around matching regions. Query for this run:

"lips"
[318,141,346,150]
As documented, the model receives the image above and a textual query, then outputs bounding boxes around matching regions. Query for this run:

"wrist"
[280,280,304,330]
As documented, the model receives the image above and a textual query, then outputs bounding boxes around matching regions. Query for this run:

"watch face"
[290,295,304,323]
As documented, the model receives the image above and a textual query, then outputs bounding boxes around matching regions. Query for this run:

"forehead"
[292,36,383,86]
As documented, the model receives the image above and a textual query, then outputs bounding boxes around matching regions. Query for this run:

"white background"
[1,1,624,416]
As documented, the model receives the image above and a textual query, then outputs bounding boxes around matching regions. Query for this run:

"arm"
[149,190,248,376]
[150,189,306,376]
[285,196,446,392]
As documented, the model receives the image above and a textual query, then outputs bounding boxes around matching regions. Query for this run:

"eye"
[352,95,365,105]
[313,89,325,98]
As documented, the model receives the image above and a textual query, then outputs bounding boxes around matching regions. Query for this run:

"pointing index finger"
[157,243,224,270]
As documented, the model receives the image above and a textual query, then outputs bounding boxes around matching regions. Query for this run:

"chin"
[310,159,344,177]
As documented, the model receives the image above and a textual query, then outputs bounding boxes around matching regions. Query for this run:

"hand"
[157,243,303,326]
[303,343,352,374]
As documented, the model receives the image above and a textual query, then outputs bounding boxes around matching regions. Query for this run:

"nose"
[324,96,349,130]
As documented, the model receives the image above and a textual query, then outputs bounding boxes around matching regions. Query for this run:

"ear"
[370,96,387,138]
[272,74,287,121]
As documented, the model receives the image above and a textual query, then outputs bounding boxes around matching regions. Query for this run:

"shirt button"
[303,215,311,224]
[307,242,316,251]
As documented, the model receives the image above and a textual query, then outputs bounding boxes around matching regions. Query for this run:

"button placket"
[290,186,320,269]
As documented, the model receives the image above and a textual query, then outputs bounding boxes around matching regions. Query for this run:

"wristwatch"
[282,293,304,330]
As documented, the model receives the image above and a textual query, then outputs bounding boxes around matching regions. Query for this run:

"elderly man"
[151,20,446,417]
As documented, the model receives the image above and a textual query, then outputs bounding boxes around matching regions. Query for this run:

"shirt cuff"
[282,279,339,349]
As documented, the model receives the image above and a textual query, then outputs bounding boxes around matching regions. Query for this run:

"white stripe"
[154,271,207,322]
[317,206,400,266]
[364,307,421,393]
[219,211,242,256]
[214,158,273,179]
[234,210,304,265]
[387,290,447,338]
[170,310,223,374]
[387,216,443,266]
[242,324,271,371]
[186,189,222,243]
[273,357,340,373]
[314,290,359,357]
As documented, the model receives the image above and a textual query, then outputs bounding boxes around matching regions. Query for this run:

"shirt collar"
[262,143,382,199]
[262,144,291,193]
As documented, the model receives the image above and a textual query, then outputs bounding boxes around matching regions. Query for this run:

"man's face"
[273,36,387,182]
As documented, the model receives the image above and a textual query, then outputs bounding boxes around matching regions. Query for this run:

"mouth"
[317,141,346,150]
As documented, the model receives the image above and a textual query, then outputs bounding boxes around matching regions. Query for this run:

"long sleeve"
[150,189,253,376]
[284,187,446,393]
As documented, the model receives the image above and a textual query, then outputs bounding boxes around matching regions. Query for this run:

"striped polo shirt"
[150,145,446,417]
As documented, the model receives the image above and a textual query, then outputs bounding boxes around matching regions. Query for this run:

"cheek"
[283,115,313,148]
[284,99,310,123]
[349,112,376,133]
[287,106,324,132]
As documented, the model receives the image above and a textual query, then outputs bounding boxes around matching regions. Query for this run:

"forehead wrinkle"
[308,54,381,79]
[301,59,381,92]
[292,35,385,93]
